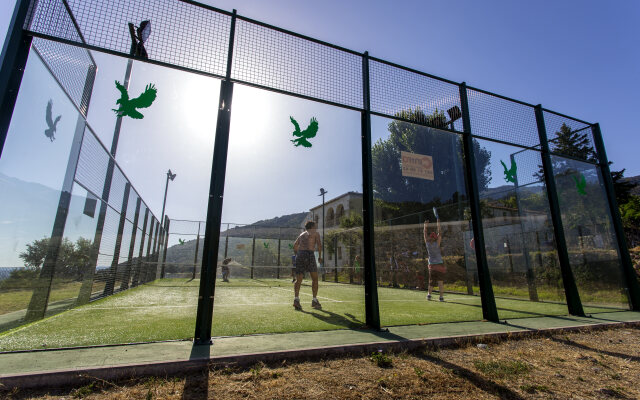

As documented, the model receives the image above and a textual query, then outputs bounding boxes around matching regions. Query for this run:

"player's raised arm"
[423,220,429,243]
[293,236,300,254]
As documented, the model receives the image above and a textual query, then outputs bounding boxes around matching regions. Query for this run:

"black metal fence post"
[104,183,131,296]
[151,219,160,279]
[591,123,640,310]
[0,0,32,160]
[277,227,281,279]
[534,105,584,316]
[121,197,141,290]
[193,222,201,279]
[132,208,149,287]
[161,217,170,278]
[26,116,87,320]
[194,9,237,345]
[459,82,499,322]
[251,230,256,279]
[143,218,155,283]
[361,51,380,329]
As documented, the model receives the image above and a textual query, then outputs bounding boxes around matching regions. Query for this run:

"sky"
[0,0,638,265]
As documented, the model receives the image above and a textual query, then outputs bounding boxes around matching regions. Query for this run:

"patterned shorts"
[295,250,317,275]
[429,264,446,282]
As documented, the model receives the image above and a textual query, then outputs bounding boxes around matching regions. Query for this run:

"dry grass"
[3,325,640,399]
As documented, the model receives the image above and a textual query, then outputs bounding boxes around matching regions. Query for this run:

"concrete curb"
[1,319,638,390]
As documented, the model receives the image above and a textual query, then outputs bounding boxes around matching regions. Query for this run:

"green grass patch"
[0,280,82,315]
[473,359,531,378]
[520,383,550,394]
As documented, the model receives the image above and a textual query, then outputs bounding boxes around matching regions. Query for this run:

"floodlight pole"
[319,188,327,273]
[459,82,499,322]
[510,153,538,302]
[77,58,134,305]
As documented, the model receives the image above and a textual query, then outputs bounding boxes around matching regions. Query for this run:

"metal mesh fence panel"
[369,60,461,128]
[27,0,232,78]
[75,130,109,199]
[232,18,363,109]
[126,188,139,224]
[26,0,82,43]
[109,166,127,211]
[98,205,120,259]
[32,38,95,115]
[466,88,539,148]
[543,110,596,163]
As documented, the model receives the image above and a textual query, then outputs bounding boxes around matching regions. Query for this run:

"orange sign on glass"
[401,151,434,180]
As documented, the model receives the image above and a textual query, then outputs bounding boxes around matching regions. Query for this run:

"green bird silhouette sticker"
[263,242,270,249]
[500,159,517,183]
[178,238,185,245]
[288,244,293,250]
[290,116,318,148]
[112,80,157,119]
[573,173,587,196]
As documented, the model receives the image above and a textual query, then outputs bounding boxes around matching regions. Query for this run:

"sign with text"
[401,151,434,180]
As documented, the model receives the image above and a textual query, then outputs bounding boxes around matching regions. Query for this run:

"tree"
[19,238,51,269]
[536,122,597,181]
[371,108,491,221]
[18,237,93,279]
[611,168,636,206]
[620,196,640,229]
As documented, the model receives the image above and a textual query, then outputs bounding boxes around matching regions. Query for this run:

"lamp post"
[161,169,176,231]
[319,188,328,274]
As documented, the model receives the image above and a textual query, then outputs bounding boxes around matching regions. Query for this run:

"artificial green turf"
[0,281,83,315]
[0,278,625,351]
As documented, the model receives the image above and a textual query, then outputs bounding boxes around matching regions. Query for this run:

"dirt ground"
[2,325,639,400]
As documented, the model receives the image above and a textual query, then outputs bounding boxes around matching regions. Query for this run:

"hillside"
[164,212,307,266]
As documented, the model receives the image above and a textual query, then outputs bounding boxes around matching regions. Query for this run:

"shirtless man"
[292,220,323,310]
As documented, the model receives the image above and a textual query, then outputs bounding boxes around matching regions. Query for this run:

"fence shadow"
[415,352,526,400]
[550,336,640,362]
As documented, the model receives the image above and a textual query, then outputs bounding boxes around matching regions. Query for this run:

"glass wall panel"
[0,51,80,334]
[473,139,574,318]
[0,47,219,350]
[551,156,629,310]
[371,115,482,326]
[213,85,365,336]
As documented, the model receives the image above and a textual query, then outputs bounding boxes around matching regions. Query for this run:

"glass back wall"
[371,116,482,326]
[552,156,630,310]
[0,45,220,351]
[212,85,365,336]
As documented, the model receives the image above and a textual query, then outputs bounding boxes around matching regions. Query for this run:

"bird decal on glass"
[290,116,318,148]
[572,173,587,196]
[500,159,517,184]
[288,244,293,250]
[112,81,157,119]
[44,99,61,142]
[178,238,185,245]
[263,242,270,249]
